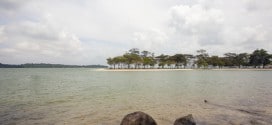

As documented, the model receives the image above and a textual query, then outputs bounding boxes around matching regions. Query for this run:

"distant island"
[0,63,108,68]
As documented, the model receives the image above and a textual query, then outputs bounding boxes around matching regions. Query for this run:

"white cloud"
[0,0,271,64]
[132,29,168,52]
[0,19,84,64]
[168,4,225,46]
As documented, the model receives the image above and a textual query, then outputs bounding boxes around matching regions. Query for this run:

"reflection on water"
[0,69,272,125]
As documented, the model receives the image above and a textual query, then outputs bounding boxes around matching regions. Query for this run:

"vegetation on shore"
[0,63,107,68]
[107,48,272,69]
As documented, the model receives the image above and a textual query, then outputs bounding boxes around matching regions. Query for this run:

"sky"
[0,0,271,65]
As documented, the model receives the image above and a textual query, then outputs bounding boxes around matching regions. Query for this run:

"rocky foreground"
[120,111,196,125]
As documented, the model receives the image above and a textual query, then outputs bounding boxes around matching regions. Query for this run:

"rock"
[174,114,196,125]
[120,111,157,125]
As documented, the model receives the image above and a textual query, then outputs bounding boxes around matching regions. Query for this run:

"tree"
[123,53,133,69]
[249,49,271,68]
[133,54,142,69]
[197,49,208,57]
[113,56,127,69]
[223,53,238,66]
[196,58,208,68]
[141,50,151,57]
[166,57,175,69]
[149,57,157,68]
[129,48,140,55]
[112,57,121,69]
[218,57,225,68]
[235,53,249,68]
[142,57,152,68]
[171,54,187,68]
[107,58,114,69]
[156,54,168,68]
[196,49,209,68]
[207,56,225,68]
[107,48,271,69]
[123,53,142,69]
[107,57,119,69]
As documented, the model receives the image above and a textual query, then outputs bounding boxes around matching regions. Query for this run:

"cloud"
[168,4,225,46]
[0,18,84,64]
[0,0,30,22]
[132,29,168,52]
[0,0,25,11]
[164,1,272,55]
[0,0,271,64]
[238,25,271,50]
[242,0,272,11]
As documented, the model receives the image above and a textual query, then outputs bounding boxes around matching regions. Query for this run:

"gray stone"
[174,114,196,125]
[120,111,157,125]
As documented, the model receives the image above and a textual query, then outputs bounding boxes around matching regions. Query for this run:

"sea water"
[0,68,272,125]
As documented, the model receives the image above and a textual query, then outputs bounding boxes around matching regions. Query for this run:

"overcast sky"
[0,0,271,65]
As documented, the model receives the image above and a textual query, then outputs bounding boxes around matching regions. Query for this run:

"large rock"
[120,111,157,125]
[174,114,196,125]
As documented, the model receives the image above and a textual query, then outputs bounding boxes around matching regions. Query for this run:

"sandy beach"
[96,68,194,71]
[96,68,272,72]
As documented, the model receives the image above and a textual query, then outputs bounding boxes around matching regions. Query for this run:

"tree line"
[107,48,272,69]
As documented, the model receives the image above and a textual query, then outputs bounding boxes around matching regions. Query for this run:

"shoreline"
[96,68,193,71]
[96,68,272,71]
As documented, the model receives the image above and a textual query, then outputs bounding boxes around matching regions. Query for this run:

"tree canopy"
[249,49,271,68]
[107,48,272,69]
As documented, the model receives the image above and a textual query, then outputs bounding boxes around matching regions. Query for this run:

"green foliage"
[223,53,237,66]
[235,53,250,67]
[123,53,142,68]
[141,50,151,57]
[196,58,208,68]
[107,58,113,65]
[171,54,187,68]
[249,49,271,68]
[196,49,209,68]
[156,54,168,68]
[207,56,224,67]
[129,48,140,55]
[142,57,153,68]
[106,48,271,69]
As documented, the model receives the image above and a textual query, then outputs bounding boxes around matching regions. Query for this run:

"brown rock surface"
[120,111,157,125]
[174,114,196,125]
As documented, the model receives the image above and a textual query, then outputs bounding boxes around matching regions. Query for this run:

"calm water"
[0,68,272,125]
